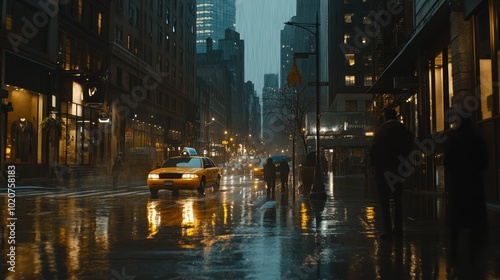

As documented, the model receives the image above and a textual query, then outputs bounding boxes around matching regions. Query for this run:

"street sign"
[308,82,329,86]
[125,128,133,142]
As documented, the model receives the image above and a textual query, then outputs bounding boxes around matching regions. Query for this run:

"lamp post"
[288,56,303,202]
[285,14,326,200]
[223,130,228,164]
[205,117,215,156]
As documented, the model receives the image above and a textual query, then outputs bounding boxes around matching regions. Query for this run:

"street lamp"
[285,14,326,200]
[205,117,215,126]
[205,117,215,156]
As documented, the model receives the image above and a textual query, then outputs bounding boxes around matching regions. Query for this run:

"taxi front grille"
[159,173,182,179]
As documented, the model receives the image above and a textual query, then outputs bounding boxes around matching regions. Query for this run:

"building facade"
[1,0,196,179]
[280,18,296,89]
[369,0,500,204]
[218,29,247,138]
[196,38,233,162]
[108,0,197,175]
[245,81,262,155]
[305,0,375,174]
[1,0,111,178]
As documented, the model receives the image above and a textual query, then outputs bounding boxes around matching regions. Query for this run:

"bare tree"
[263,83,313,156]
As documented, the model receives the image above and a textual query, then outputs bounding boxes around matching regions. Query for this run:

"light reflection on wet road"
[1,174,499,279]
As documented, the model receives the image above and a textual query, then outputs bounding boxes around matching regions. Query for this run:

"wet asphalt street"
[1,173,500,279]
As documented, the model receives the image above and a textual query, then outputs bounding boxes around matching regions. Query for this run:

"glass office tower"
[196,0,236,53]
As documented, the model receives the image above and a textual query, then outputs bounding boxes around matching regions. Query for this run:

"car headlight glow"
[148,173,159,179]
[182,173,197,179]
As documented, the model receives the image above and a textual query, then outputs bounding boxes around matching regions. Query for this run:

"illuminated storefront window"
[475,7,493,120]
[58,82,100,165]
[4,85,45,164]
[428,49,453,133]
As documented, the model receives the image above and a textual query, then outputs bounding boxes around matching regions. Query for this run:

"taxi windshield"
[162,157,202,168]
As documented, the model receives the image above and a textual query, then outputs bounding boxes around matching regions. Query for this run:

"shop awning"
[367,2,450,94]
[5,51,55,94]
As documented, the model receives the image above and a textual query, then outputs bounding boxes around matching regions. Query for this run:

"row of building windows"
[344,53,372,67]
[344,13,375,25]
[344,75,373,87]
[115,69,185,115]
[136,2,194,35]
[114,27,189,75]
[117,0,191,20]
[62,36,102,72]
[343,33,370,46]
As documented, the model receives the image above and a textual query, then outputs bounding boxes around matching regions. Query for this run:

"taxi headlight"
[148,174,159,179]
[182,173,197,179]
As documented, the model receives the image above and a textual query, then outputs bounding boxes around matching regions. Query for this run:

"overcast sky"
[235,0,296,96]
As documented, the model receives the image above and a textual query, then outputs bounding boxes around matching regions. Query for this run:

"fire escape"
[372,0,408,117]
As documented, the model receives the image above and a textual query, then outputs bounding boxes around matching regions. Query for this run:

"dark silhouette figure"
[263,158,276,200]
[112,152,125,190]
[444,116,488,279]
[305,151,328,176]
[369,109,414,240]
[279,161,290,194]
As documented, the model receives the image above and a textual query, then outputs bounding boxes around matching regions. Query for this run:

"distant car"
[232,163,244,174]
[147,147,221,198]
[253,160,266,179]
[242,162,254,175]
[224,163,244,175]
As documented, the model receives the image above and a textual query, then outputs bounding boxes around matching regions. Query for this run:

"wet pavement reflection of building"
[1,174,499,279]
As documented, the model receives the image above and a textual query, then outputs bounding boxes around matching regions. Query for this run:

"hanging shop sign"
[83,82,105,105]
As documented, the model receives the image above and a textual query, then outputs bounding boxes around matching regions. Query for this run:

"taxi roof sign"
[181,147,198,156]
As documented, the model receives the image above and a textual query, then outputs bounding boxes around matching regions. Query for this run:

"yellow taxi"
[253,159,267,179]
[147,147,221,198]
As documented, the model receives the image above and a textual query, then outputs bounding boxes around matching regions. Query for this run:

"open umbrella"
[269,154,291,163]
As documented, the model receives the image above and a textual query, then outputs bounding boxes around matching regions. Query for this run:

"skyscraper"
[280,18,296,89]
[196,0,236,53]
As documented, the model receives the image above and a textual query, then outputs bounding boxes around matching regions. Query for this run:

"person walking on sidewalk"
[112,152,125,190]
[264,158,277,200]
[279,160,290,194]
[369,108,414,240]
[444,115,488,278]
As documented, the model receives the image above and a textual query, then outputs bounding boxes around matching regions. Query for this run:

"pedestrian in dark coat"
[444,116,488,279]
[279,161,290,194]
[263,158,276,200]
[369,108,414,240]
[112,152,125,190]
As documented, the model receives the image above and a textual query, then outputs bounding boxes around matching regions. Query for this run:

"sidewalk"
[308,174,500,279]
